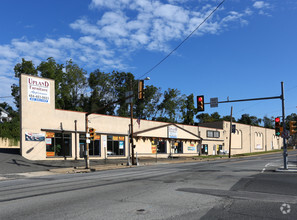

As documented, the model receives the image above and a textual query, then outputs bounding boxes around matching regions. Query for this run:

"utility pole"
[85,114,90,169]
[281,82,288,169]
[130,80,135,165]
[74,120,77,160]
[127,125,131,166]
[228,106,233,158]
[60,122,66,160]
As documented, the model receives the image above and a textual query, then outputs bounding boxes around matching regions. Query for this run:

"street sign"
[125,91,133,104]
[210,97,218,108]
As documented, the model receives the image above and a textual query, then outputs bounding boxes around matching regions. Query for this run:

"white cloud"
[70,18,101,35]
[0,0,275,109]
[253,1,270,9]
[74,0,260,55]
[253,1,271,16]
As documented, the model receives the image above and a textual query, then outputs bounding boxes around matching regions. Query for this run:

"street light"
[130,77,150,165]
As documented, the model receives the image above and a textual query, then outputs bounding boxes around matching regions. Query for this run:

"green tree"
[12,58,38,110]
[196,112,222,123]
[0,102,20,141]
[181,94,196,125]
[87,69,115,114]
[111,71,135,117]
[263,116,274,129]
[196,113,211,123]
[135,85,162,120]
[60,60,87,111]
[285,113,297,129]
[157,88,185,123]
[37,57,64,109]
[238,114,261,126]
[210,112,221,121]
[221,115,236,122]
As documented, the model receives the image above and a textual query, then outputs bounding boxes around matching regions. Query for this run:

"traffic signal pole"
[202,82,287,168]
[228,106,233,158]
[281,82,288,169]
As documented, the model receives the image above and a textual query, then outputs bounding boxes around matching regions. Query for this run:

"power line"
[137,0,225,80]
[0,96,13,99]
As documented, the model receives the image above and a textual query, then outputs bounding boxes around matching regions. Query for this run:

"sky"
[0,0,296,122]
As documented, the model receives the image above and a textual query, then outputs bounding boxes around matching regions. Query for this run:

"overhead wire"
[88,1,226,118]
[137,0,225,80]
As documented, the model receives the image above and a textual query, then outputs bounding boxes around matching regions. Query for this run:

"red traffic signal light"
[197,95,204,112]
[89,128,96,140]
[275,117,281,136]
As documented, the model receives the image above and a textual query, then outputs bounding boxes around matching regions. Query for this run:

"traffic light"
[89,128,96,140]
[138,80,144,100]
[275,117,281,136]
[197,95,204,112]
[232,124,236,133]
[290,121,297,135]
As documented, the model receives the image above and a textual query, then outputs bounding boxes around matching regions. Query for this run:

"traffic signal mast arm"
[204,95,282,105]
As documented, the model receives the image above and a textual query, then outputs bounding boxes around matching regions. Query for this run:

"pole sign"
[125,91,133,104]
[210,97,218,108]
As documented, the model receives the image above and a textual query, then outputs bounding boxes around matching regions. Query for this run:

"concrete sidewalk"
[275,157,297,172]
[1,149,297,181]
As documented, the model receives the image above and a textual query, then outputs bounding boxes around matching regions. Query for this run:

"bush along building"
[20,74,282,160]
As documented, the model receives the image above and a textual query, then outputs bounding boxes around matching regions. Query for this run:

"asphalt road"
[0,151,297,219]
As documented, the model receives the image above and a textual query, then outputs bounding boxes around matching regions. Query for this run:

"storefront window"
[172,141,183,153]
[107,135,125,156]
[157,140,167,153]
[79,134,100,157]
[201,144,208,155]
[46,132,71,157]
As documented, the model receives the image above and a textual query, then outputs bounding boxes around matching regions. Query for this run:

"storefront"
[19,74,280,161]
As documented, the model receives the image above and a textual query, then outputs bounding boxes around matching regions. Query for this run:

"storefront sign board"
[102,135,107,148]
[27,77,50,103]
[168,126,177,138]
[45,138,52,145]
[25,132,45,141]
[119,141,124,149]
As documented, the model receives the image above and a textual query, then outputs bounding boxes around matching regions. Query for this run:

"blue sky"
[0,0,296,121]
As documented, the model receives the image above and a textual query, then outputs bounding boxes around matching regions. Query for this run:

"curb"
[275,168,297,173]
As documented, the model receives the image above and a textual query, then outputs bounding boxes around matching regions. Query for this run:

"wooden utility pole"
[130,80,135,165]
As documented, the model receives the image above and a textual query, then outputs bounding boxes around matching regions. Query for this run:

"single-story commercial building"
[20,74,282,160]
